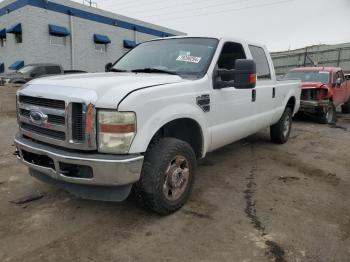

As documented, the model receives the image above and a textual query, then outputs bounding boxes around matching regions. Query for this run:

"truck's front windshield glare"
[284,71,330,84]
[112,38,219,77]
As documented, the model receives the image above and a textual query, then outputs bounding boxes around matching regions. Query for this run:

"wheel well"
[286,96,296,113]
[149,118,203,159]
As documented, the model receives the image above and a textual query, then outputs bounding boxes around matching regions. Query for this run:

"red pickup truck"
[284,67,350,124]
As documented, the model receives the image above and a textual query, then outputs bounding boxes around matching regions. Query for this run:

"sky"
[65,0,349,51]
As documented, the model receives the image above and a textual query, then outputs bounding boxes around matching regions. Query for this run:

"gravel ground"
[0,113,349,262]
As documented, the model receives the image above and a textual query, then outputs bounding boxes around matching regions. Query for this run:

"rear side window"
[46,66,61,74]
[249,45,271,79]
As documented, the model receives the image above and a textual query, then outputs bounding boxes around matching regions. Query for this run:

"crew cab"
[284,67,350,123]
[14,36,301,214]
[0,63,85,86]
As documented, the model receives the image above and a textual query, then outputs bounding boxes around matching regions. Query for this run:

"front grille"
[72,103,84,141]
[19,109,65,125]
[17,92,95,150]
[21,123,66,140]
[19,95,65,109]
[301,89,320,101]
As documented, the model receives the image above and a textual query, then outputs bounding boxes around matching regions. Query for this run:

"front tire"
[270,107,292,144]
[133,138,196,215]
[318,101,336,124]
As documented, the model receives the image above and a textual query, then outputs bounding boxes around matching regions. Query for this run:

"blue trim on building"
[123,40,136,49]
[0,29,6,38]
[0,63,4,73]
[94,34,111,44]
[9,60,24,70]
[49,24,70,36]
[0,0,177,37]
[7,23,22,34]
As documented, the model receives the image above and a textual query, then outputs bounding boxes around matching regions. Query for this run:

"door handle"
[272,87,276,98]
[252,89,256,102]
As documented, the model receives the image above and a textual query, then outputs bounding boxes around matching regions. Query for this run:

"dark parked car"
[0,63,86,86]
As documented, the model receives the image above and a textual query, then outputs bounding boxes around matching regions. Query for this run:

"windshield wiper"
[109,68,129,72]
[131,68,178,75]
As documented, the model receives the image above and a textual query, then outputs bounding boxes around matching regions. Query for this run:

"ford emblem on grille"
[29,110,48,124]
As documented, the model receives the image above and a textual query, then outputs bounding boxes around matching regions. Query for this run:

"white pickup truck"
[14,36,301,214]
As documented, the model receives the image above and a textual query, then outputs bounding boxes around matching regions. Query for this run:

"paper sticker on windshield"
[319,71,329,74]
[176,55,202,63]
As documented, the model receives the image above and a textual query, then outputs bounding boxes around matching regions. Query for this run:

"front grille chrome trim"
[17,93,97,150]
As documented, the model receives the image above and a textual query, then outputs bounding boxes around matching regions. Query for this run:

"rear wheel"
[133,138,196,215]
[318,101,336,124]
[270,107,292,144]
[341,99,350,114]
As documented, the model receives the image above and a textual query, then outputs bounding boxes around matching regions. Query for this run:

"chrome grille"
[19,95,65,109]
[301,89,319,101]
[21,123,66,140]
[72,103,84,141]
[19,109,65,125]
[17,93,97,150]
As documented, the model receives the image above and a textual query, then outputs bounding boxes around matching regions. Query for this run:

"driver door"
[208,42,255,151]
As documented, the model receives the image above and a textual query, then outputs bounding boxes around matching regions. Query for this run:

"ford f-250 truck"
[14,37,301,214]
[284,67,350,124]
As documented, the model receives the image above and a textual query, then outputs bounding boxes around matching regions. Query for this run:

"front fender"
[128,103,209,157]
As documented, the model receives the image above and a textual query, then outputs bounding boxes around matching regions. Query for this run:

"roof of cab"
[148,35,262,45]
[290,67,341,73]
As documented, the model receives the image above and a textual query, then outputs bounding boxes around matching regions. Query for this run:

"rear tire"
[341,99,350,114]
[318,101,336,124]
[270,107,292,144]
[133,138,196,215]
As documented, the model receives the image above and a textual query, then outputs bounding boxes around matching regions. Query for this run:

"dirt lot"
[0,112,349,262]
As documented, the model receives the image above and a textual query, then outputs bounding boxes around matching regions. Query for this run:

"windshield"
[284,71,330,84]
[112,38,219,77]
[17,65,35,74]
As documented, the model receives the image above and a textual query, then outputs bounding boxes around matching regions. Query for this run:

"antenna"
[83,0,97,8]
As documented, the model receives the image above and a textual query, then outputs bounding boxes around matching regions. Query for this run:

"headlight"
[97,110,136,154]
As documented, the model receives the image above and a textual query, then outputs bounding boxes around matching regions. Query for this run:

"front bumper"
[14,134,144,187]
[300,100,329,113]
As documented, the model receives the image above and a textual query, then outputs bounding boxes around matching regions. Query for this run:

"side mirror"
[105,62,113,72]
[213,59,256,89]
[234,59,256,89]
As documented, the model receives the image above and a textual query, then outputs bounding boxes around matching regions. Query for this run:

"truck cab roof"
[289,67,342,73]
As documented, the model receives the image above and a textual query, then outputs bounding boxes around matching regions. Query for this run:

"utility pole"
[83,0,97,7]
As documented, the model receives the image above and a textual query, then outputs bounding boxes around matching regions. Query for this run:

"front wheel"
[133,138,196,215]
[270,107,292,144]
[318,101,336,124]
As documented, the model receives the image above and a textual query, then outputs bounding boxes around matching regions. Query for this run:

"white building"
[0,0,185,73]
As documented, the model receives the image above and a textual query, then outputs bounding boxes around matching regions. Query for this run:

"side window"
[15,33,22,44]
[32,67,45,77]
[50,35,66,46]
[0,38,6,47]
[248,45,271,79]
[216,42,246,81]
[46,66,61,75]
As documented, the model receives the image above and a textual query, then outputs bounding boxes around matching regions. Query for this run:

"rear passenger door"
[332,71,346,106]
[248,45,275,125]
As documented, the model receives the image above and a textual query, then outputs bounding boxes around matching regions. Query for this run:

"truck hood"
[301,82,328,89]
[20,72,186,108]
